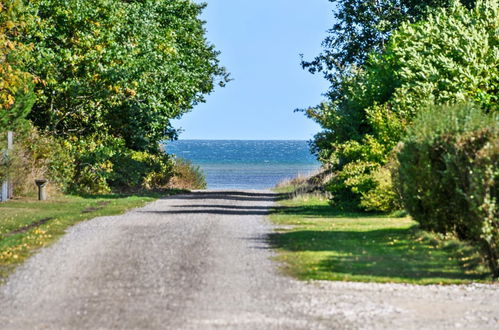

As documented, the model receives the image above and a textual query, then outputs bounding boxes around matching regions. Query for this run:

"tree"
[304,0,498,210]
[25,0,229,151]
[301,0,477,97]
[14,0,229,193]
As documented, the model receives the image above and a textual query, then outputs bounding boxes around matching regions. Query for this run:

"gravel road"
[0,190,498,329]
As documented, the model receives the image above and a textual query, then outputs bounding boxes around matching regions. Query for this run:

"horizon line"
[166,138,312,142]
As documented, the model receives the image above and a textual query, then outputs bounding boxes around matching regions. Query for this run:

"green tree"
[301,0,476,84]
[12,0,227,193]
[25,0,228,151]
[305,0,498,210]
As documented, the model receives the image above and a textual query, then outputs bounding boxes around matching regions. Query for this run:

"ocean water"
[164,140,320,190]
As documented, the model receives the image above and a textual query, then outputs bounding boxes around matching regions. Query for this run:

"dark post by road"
[35,179,48,201]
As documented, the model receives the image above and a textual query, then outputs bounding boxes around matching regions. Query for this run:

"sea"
[164,140,320,190]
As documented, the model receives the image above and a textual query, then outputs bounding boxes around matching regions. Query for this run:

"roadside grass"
[0,191,184,281]
[269,194,491,284]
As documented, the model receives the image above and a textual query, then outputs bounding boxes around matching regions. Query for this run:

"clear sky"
[172,0,333,140]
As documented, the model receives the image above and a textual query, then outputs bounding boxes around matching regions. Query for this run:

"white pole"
[1,183,7,202]
[1,131,13,202]
[7,131,13,199]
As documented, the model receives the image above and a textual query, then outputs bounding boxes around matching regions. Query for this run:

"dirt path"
[0,190,497,329]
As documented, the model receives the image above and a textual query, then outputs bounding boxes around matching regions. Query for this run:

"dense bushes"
[304,0,498,211]
[397,103,498,277]
[167,158,207,190]
[65,135,191,193]
[1,128,206,196]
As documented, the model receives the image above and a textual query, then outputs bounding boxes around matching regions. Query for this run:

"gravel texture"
[0,190,498,329]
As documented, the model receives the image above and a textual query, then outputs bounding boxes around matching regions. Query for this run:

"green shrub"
[1,128,182,196]
[360,160,401,212]
[397,103,498,277]
[66,134,123,194]
[112,150,175,191]
[67,134,177,193]
[167,158,207,190]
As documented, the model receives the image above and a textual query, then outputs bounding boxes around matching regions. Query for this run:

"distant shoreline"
[164,139,311,142]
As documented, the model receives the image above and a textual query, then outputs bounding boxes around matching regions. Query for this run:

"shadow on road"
[143,209,272,216]
[166,191,286,202]
[140,190,289,216]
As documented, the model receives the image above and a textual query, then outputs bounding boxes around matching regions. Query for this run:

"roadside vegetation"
[1,0,220,195]
[270,193,491,284]
[300,0,498,278]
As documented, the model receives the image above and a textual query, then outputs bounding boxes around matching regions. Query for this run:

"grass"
[269,194,491,284]
[0,191,183,281]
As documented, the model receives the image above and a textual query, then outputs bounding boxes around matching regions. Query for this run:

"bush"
[67,134,177,194]
[397,103,498,277]
[110,150,172,191]
[66,134,123,194]
[360,162,401,212]
[1,128,196,196]
[167,158,206,190]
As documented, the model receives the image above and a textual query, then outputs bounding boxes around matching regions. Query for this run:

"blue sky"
[172,0,333,140]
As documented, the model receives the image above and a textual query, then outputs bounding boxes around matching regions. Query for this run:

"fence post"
[1,131,13,202]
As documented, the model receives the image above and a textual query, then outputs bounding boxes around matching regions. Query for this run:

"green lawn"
[0,191,181,281]
[270,194,491,284]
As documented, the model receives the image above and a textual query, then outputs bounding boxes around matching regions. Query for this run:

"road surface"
[0,190,497,329]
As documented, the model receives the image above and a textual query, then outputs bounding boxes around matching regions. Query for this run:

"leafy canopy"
[0,0,34,131]
[302,0,477,83]
[25,0,229,151]
[304,0,498,210]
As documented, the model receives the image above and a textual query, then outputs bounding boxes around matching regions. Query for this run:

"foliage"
[0,0,35,131]
[167,158,207,190]
[304,1,498,211]
[3,0,228,194]
[111,148,175,191]
[61,134,175,194]
[0,123,74,196]
[301,0,476,88]
[387,0,498,113]
[359,158,401,212]
[397,103,498,277]
[24,0,228,151]
[65,134,123,194]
